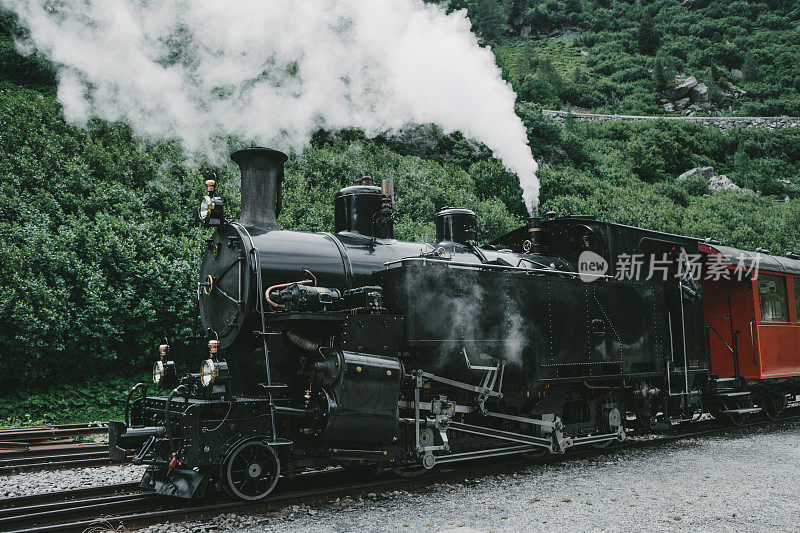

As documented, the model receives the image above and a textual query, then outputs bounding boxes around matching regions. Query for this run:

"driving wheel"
[223,440,280,501]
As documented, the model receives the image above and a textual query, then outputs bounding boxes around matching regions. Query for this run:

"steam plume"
[4,0,540,210]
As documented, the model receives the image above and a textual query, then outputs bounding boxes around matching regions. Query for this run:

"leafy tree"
[565,0,582,15]
[637,13,660,55]
[471,0,505,41]
[741,54,763,82]
[652,57,668,91]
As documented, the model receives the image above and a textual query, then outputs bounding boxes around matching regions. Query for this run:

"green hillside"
[453,0,800,115]
[1,3,800,407]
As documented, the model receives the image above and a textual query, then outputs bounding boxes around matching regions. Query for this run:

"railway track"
[1,415,797,533]
[0,423,117,475]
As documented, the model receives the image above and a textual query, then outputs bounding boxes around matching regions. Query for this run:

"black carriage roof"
[489,216,800,275]
[702,244,800,276]
[489,216,702,250]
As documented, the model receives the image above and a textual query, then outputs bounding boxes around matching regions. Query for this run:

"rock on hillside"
[677,167,740,192]
[663,76,710,112]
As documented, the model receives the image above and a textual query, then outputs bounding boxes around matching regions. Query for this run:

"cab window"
[795,278,800,323]
[758,274,789,323]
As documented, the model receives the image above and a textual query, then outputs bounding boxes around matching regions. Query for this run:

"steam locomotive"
[109,147,800,500]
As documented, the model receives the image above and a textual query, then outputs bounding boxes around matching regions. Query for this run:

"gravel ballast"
[1,463,146,498]
[140,421,800,533]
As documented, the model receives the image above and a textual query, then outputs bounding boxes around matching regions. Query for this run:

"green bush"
[676,175,710,197]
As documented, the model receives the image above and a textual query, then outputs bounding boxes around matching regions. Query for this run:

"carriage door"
[701,278,740,378]
[640,240,692,372]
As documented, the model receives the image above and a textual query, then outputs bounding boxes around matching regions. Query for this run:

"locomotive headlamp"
[200,358,229,388]
[199,195,213,221]
[153,360,166,385]
[201,359,217,387]
[153,351,176,388]
[199,358,220,387]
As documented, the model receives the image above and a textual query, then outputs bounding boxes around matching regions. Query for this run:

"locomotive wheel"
[223,440,280,501]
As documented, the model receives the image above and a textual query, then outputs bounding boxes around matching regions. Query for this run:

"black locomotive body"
[110,148,709,500]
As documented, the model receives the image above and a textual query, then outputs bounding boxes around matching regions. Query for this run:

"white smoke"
[4,0,540,211]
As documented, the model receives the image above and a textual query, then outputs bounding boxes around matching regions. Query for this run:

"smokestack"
[230,147,288,229]
[528,216,543,254]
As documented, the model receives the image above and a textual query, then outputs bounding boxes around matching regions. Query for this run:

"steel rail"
[0,482,141,511]
[0,424,107,442]
[0,424,123,474]
[0,443,106,459]
[0,454,118,476]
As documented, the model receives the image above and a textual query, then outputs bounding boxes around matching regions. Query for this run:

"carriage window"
[757,274,789,323]
[795,278,800,323]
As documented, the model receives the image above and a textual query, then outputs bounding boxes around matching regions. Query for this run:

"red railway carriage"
[700,243,800,418]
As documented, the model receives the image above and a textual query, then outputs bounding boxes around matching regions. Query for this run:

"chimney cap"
[230,146,288,164]
[335,184,381,198]
[436,207,476,218]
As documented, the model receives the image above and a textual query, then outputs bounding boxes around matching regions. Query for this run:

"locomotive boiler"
[109,147,713,500]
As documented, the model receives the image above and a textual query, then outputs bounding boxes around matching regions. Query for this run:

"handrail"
[678,281,689,396]
[705,324,735,355]
[383,257,613,280]
[234,221,279,442]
